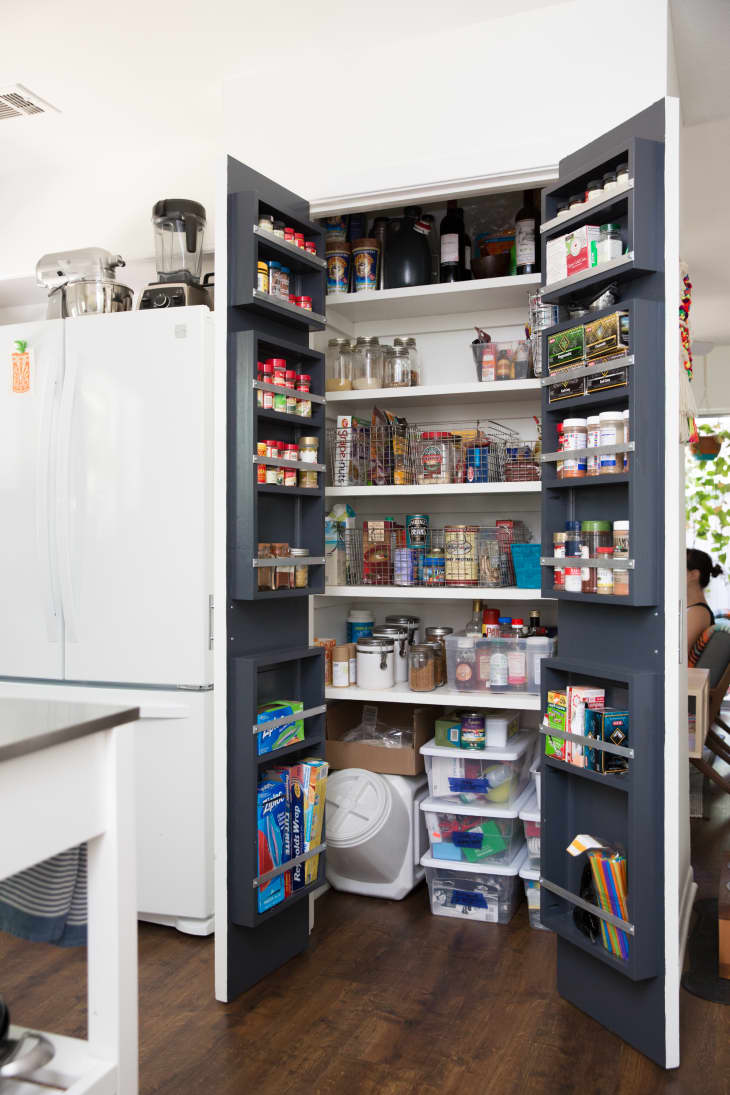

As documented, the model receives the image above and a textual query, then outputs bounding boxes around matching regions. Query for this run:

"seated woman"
[687,547,722,656]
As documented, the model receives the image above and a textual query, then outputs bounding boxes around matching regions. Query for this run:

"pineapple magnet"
[11,340,31,394]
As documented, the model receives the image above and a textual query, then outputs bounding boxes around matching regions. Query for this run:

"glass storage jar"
[409,644,436,692]
[424,626,453,688]
[351,336,383,390]
[580,520,612,593]
[291,547,310,588]
[423,640,447,688]
[393,336,421,386]
[385,614,421,645]
[326,337,352,393]
[383,346,412,388]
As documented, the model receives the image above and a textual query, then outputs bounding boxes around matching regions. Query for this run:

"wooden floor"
[2,779,729,1095]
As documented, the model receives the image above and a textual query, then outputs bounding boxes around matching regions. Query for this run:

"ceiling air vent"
[0,84,59,121]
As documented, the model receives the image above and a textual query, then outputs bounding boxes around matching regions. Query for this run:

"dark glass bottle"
[383,206,431,289]
[439,199,464,282]
[515,190,539,275]
[459,209,472,280]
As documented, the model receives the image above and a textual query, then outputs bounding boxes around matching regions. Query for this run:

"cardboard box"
[687,667,710,759]
[546,236,567,283]
[257,700,304,756]
[586,359,629,394]
[548,373,586,403]
[565,226,601,277]
[585,311,630,361]
[566,686,605,768]
[326,701,435,775]
[548,325,585,372]
[585,707,629,773]
[435,714,461,748]
[334,416,369,486]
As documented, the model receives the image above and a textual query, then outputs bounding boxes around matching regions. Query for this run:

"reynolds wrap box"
[257,700,304,756]
[256,780,289,913]
[585,708,630,773]
[289,759,329,890]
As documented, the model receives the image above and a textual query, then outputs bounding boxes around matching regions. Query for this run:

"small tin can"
[460,712,486,750]
[406,514,430,550]
[444,525,479,586]
[422,551,445,586]
[394,547,416,586]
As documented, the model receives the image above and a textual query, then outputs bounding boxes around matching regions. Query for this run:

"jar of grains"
[325,337,352,393]
[291,547,310,588]
[424,626,453,687]
[580,521,612,593]
[409,644,436,691]
[351,336,383,390]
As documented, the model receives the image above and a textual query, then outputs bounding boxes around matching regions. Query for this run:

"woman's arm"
[687,605,710,657]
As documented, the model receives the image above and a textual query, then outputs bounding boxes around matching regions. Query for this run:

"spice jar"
[385,614,421,645]
[270,358,288,413]
[257,543,275,590]
[623,409,630,471]
[279,265,291,299]
[424,626,453,688]
[291,547,310,588]
[260,361,274,409]
[298,436,319,490]
[273,220,285,238]
[332,645,351,688]
[417,432,454,485]
[564,535,583,593]
[598,411,625,474]
[257,261,269,293]
[568,193,585,212]
[586,416,601,476]
[356,636,395,690]
[284,227,296,246]
[296,374,312,417]
[553,531,567,590]
[453,638,477,691]
[268,261,280,297]
[384,346,412,388]
[294,232,305,250]
[258,213,274,233]
[351,336,383,390]
[603,171,617,193]
[613,521,630,595]
[585,178,604,203]
[615,162,629,185]
[581,521,612,593]
[285,370,298,414]
[326,337,353,392]
[409,644,436,692]
[597,547,614,595]
[283,445,298,488]
[372,625,409,683]
[562,418,587,478]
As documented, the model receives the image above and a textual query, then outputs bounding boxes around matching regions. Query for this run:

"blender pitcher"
[152,199,206,284]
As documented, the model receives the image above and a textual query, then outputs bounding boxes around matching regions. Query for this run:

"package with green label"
[584,311,630,361]
[257,700,304,756]
[548,325,585,372]
[435,714,461,748]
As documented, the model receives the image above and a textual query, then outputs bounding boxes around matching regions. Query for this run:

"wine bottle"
[515,190,539,275]
[459,208,472,280]
[439,199,464,282]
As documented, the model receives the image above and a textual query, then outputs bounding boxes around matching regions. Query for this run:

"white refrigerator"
[0,306,215,934]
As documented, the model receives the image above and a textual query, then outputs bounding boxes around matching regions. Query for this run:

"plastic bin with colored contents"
[445,633,555,695]
[519,791,541,870]
[420,732,534,807]
[420,784,532,866]
[421,845,527,923]
[519,863,550,931]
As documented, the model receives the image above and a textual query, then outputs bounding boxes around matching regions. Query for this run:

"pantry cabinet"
[215,98,687,1070]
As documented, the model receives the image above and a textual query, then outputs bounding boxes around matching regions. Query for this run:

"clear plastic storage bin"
[519,791,541,871]
[422,846,527,923]
[445,633,555,695]
[421,785,532,866]
[421,732,533,807]
[519,863,550,931]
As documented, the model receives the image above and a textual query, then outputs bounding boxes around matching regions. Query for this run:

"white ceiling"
[670,0,730,126]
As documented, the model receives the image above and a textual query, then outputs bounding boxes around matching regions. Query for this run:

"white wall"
[693,346,730,413]
[224,0,670,206]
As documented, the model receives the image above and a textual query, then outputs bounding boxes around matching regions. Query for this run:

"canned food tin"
[394,547,416,586]
[460,712,486,750]
[406,514,430,549]
[444,525,479,586]
[422,551,445,586]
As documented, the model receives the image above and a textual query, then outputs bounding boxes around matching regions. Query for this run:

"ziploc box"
[567,686,605,768]
[257,700,304,757]
[256,780,289,913]
[289,758,329,890]
[263,768,293,896]
[585,708,630,774]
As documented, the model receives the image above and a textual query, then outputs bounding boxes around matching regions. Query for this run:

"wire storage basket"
[342,522,533,588]
[327,419,540,487]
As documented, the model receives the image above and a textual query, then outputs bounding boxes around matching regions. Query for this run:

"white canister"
[385,614,421,645]
[586,415,601,476]
[598,411,624,474]
[357,637,395,690]
[372,626,409,683]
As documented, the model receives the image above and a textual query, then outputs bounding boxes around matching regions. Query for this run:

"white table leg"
[86,727,138,1095]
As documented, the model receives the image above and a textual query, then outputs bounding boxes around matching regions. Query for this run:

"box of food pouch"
[585,311,630,361]
[548,372,586,403]
[565,226,601,277]
[548,325,585,372]
[585,707,630,774]
[334,415,369,486]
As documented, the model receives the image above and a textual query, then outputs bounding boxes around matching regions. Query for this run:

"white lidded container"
[519,862,550,931]
[420,732,534,807]
[519,790,541,871]
[530,756,542,809]
[372,625,409,684]
[421,845,527,923]
[325,768,428,899]
[356,636,395,690]
[420,784,532,866]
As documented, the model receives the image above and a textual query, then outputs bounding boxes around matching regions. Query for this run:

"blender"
[138,199,209,309]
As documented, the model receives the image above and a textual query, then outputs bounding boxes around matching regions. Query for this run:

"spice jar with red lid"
[294,232,305,249]
[296,374,312,417]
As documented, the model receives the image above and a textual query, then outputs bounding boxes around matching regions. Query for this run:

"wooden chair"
[690,627,730,793]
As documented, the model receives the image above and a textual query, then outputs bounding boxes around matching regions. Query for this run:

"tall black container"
[384,206,432,288]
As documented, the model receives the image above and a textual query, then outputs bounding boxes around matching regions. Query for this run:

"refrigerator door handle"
[36,362,63,637]
[56,354,79,642]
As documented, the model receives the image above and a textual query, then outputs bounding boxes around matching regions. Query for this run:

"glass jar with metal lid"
[356,636,395,690]
[424,626,453,688]
[372,625,409,683]
[385,614,421,645]
[393,336,421,386]
[383,346,412,388]
[326,337,352,393]
[408,644,436,692]
[580,520,612,593]
[351,336,383,391]
[422,640,447,687]
[291,547,311,588]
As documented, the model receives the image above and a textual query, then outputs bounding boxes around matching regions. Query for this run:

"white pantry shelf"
[319,585,549,601]
[325,273,540,323]
[325,379,541,410]
[325,481,541,498]
[325,685,541,710]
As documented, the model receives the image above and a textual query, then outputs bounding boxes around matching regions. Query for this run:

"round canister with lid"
[372,625,409,683]
[385,614,421,645]
[325,768,410,887]
[357,636,395,690]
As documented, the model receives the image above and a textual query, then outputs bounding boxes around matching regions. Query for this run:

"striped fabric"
[689,626,714,668]
[0,844,87,947]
